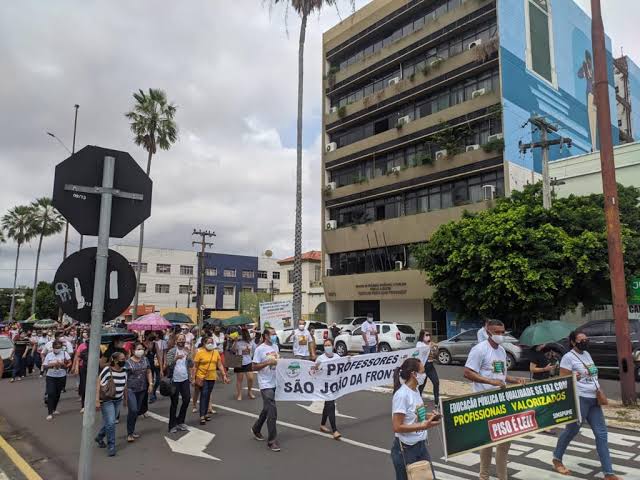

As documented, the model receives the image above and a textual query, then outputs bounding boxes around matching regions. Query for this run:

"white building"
[274,251,326,318]
[111,245,197,310]
[257,255,281,295]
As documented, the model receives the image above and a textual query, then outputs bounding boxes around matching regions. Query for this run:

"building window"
[242,287,253,293]
[257,270,268,279]
[130,262,148,273]
[287,270,294,284]
[223,269,236,278]
[273,288,280,294]
[138,283,147,293]
[223,286,234,296]
[180,265,194,276]
[205,268,217,277]
[313,265,322,282]
[242,270,255,279]
[204,285,216,295]
[257,288,267,293]
[155,284,170,294]
[272,271,280,280]
[526,0,555,85]
[156,264,171,274]
[179,285,191,294]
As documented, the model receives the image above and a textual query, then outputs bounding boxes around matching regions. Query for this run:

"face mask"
[298,324,305,331]
[416,372,427,385]
[491,335,505,345]
[576,340,589,351]
[367,318,373,323]
[117,360,126,368]
[325,346,334,355]
[53,348,61,355]
[134,350,145,358]
[205,343,215,351]
[270,335,278,344]
[177,342,186,348]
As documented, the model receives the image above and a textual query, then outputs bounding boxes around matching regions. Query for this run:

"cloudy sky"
[0,0,636,289]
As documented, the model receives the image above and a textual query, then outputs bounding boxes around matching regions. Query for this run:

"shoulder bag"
[99,368,116,401]
[399,441,433,480]
[572,352,608,406]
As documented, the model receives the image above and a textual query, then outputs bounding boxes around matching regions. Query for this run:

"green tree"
[125,88,178,319]
[16,283,57,321]
[413,183,640,327]
[2,205,37,320]
[29,198,65,315]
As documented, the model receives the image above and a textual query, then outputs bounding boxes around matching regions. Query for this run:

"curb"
[0,435,42,480]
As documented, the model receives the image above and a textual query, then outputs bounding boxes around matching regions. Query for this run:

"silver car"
[436,328,522,370]
[0,335,14,377]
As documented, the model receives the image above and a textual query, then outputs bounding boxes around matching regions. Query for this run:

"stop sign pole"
[77,156,145,480]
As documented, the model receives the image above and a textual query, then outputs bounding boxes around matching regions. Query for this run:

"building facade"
[321,0,629,336]
[614,55,640,144]
[274,251,327,319]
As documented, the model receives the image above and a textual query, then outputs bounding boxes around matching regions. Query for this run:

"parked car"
[336,316,368,334]
[0,335,14,378]
[558,319,640,380]
[276,321,332,350]
[333,323,416,356]
[436,328,523,370]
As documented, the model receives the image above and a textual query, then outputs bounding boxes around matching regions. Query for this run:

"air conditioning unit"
[396,115,411,127]
[327,182,337,191]
[326,142,337,152]
[391,166,402,173]
[325,220,337,230]
[466,144,480,152]
[488,133,504,141]
[430,59,442,67]
[468,38,483,50]
[471,88,487,99]
[395,261,404,271]
[482,184,496,200]
[435,149,448,161]
[388,76,401,86]
[329,106,338,114]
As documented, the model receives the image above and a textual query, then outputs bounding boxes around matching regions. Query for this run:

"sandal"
[552,459,571,476]
[127,435,135,443]
[333,431,342,440]
[320,425,331,434]
[200,418,206,425]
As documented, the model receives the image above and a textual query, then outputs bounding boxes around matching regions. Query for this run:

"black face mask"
[117,360,126,368]
[177,342,186,348]
[576,340,589,351]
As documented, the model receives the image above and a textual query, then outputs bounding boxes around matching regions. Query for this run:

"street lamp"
[46,131,71,154]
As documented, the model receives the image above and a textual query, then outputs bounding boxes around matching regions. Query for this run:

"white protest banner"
[259,300,293,331]
[275,347,427,401]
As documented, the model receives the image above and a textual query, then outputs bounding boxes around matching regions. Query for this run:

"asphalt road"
[1,370,640,480]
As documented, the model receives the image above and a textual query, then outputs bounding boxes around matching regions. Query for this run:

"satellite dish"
[264,250,273,258]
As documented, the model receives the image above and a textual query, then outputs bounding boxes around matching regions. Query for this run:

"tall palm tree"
[271,0,354,320]
[30,198,65,315]
[125,88,178,319]
[2,205,37,320]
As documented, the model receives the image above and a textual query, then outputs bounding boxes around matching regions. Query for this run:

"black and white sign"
[52,145,152,238]
[53,248,137,323]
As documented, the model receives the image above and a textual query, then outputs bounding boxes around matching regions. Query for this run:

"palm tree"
[2,205,37,320]
[125,88,178,319]
[30,198,65,315]
[271,0,353,320]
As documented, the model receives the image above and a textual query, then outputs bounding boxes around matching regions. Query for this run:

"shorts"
[235,363,252,373]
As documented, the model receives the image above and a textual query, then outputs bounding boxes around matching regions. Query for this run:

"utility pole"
[71,104,84,250]
[519,116,572,209]
[591,0,636,405]
[192,229,215,330]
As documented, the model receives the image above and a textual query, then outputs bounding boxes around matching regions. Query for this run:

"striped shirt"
[99,367,127,400]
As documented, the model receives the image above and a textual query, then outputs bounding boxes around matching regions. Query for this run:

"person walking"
[194,337,229,425]
[42,340,72,420]
[250,328,280,452]
[72,336,90,413]
[316,339,341,439]
[166,334,193,433]
[390,357,440,480]
[10,331,29,382]
[551,330,623,479]
[95,352,128,457]
[529,344,557,381]
[125,342,153,443]
[464,319,526,480]
[288,319,316,360]
[416,330,440,409]
[361,313,378,354]
[233,328,256,400]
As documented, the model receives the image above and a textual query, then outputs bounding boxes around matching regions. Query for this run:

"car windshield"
[339,318,355,325]
[397,325,415,334]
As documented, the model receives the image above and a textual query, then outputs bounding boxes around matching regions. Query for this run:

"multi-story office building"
[321,0,633,335]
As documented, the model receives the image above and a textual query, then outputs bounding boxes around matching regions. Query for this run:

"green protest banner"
[440,375,580,458]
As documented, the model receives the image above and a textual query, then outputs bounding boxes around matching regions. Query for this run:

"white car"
[336,316,368,334]
[276,321,331,350]
[333,323,417,356]
[0,335,14,377]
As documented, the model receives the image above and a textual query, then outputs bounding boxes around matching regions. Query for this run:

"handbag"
[159,377,176,397]
[223,350,243,369]
[399,441,433,480]
[99,368,117,401]
[572,352,608,406]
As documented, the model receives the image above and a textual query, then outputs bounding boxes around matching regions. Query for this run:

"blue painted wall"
[199,253,258,309]
[498,0,619,175]
[627,57,640,140]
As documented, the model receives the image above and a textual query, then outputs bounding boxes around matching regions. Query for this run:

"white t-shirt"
[416,341,431,365]
[235,340,254,366]
[184,332,195,348]
[292,328,313,357]
[560,350,599,398]
[43,351,70,378]
[172,348,190,383]
[361,321,377,346]
[44,340,73,356]
[212,333,225,353]
[392,384,427,445]
[477,327,489,343]
[253,343,279,390]
[465,340,507,392]
[316,353,340,364]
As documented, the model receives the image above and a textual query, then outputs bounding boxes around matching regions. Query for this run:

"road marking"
[0,434,42,480]
[146,412,220,461]
[526,448,640,479]
[296,401,356,419]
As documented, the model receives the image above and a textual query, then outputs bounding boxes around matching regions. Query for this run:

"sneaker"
[53,411,60,416]
[80,408,84,414]
[132,433,140,439]
[268,441,281,452]
[169,427,179,434]
[177,424,189,432]
[10,379,14,383]
[108,449,116,457]
[251,428,265,441]
[95,437,106,448]
[17,377,22,381]
[192,406,197,413]
[46,415,53,421]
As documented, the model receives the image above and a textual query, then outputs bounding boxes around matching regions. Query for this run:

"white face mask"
[325,346,334,355]
[416,372,427,385]
[134,350,145,358]
[298,324,305,331]
[367,318,373,323]
[205,343,215,351]
[53,349,61,355]
[491,334,505,345]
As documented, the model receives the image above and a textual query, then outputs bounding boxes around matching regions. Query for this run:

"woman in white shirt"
[42,340,72,420]
[234,328,256,400]
[416,330,440,407]
[317,339,341,439]
[391,358,440,480]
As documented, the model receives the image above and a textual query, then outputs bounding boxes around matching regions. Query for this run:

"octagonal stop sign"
[52,145,152,238]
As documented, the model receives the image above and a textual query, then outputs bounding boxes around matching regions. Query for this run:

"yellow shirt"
[193,349,220,381]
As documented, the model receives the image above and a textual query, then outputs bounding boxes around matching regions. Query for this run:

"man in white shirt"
[287,320,316,360]
[360,314,378,354]
[251,328,281,452]
[476,319,489,343]
[464,319,525,480]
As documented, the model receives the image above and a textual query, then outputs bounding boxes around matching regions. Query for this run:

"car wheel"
[437,349,451,365]
[506,353,516,371]
[335,341,348,357]
[379,343,391,352]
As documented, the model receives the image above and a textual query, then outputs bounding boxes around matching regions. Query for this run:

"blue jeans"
[553,396,613,475]
[97,399,122,453]
[126,390,146,435]
[12,355,24,379]
[363,345,377,354]
[390,438,436,480]
[199,380,215,418]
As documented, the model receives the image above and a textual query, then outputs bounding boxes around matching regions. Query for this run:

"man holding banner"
[463,320,526,480]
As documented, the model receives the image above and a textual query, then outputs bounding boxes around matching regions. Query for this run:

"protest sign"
[440,375,580,458]
[259,300,293,331]
[275,347,427,401]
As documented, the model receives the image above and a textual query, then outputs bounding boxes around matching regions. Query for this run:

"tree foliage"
[413,183,640,324]
[16,282,58,321]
